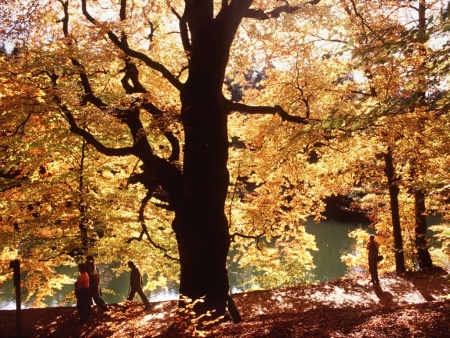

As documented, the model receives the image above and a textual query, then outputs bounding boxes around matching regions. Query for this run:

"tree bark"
[383,149,406,273]
[77,139,89,255]
[413,0,433,271]
[174,16,233,321]
[414,189,433,270]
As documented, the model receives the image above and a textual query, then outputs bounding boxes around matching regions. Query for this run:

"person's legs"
[85,298,92,318]
[373,263,380,284]
[369,259,376,282]
[137,288,151,309]
[78,289,91,320]
[93,295,108,310]
[128,287,137,301]
[91,286,107,308]
[369,259,379,284]
[76,298,83,317]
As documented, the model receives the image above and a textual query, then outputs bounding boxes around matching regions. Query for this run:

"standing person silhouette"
[127,261,151,310]
[366,235,380,285]
[75,263,91,321]
[85,255,108,311]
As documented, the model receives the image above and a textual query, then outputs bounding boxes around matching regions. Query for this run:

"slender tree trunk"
[78,139,89,254]
[383,148,406,273]
[413,0,433,271]
[414,189,433,270]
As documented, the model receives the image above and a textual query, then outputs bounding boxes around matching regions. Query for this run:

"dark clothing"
[367,240,380,284]
[130,266,143,289]
[75,272,92,320]
[86,261,108,310]
[128,264,151,309]
[368,257,379,284]
[75,288,91,320]
[128,287,151,308]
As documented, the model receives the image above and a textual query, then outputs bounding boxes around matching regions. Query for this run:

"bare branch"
[348,0,385,44]
[11,113,31,135]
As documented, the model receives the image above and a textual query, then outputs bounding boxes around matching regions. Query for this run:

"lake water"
[0,220,362,310]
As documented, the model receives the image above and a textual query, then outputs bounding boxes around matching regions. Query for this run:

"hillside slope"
[1,269,449,337]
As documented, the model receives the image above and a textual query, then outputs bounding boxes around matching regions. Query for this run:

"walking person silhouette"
[366,235,380,285]
[127,261,151,310]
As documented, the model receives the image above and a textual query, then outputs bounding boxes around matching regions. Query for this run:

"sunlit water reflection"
[1,219,365,309]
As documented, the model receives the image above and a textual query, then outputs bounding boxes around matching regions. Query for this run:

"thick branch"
[43,65,135,158]
[71,59,109,107]
[127,191,179,261]
[79,0,182,91]
[59,1,108,108]
[138,100,181,162]
[12,113,31,135]
[120,58,148,94]
[226,100,309,124]
[119,0,126,21]
[80,0,96,24]
[230,230,265,252]
[70,56,180,162]
[164,132,180,162]
[64,110,135,156]
[57,0,69,35]
[108,32,183,91]
[218,0,254,45]
[244,0,321,20]
[171,6,191,53]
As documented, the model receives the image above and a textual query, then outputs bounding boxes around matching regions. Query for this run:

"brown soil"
[1,269,449,337]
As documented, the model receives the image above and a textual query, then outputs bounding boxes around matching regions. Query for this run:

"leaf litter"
[0,268,449,337]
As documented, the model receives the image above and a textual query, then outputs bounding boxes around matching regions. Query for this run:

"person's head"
[370,234,375,241]
[127,261,135,269]
[86,261,95,272]
[86,255,95,262]
[78,263,88,273]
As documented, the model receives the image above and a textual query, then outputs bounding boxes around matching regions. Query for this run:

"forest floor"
[1,267,449,338]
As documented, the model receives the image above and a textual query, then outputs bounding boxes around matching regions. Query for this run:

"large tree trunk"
[174,19,233,321]
[383,149,406,273]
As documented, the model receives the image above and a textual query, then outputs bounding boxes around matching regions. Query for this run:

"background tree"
[305,0,450,273]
